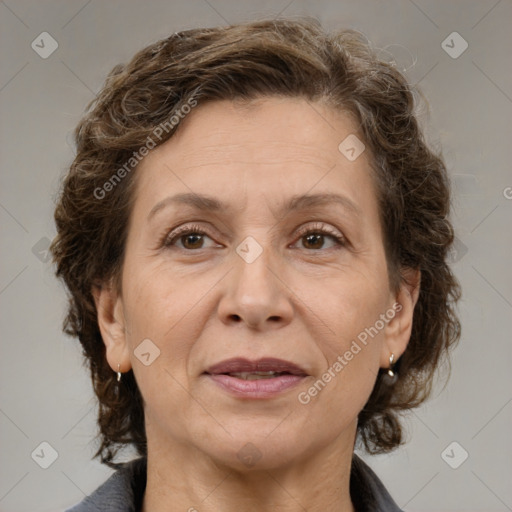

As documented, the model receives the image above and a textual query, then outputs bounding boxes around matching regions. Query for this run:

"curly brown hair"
[50,17,461,469]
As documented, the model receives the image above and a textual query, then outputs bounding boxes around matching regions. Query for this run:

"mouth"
[203,357,309,398]
[218,371,296,380]
[205,357,308,376]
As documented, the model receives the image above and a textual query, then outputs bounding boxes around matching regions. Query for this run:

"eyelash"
[161,222,346,251]
[294,223,346,250]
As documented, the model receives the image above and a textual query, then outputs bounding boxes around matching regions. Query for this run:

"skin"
[94,97,420,512]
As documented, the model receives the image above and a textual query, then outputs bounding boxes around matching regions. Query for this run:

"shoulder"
[65,457,147,512]
[351,454,403,512]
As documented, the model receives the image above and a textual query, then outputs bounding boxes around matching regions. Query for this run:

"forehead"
[156,98,359,164]
[132,97,377,218]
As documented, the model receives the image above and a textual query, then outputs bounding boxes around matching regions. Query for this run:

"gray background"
[1,1,511,511]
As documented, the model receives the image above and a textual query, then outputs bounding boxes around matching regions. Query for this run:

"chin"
[200,428,308,472]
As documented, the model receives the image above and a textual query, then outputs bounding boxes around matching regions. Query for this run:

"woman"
[51,17,461,512]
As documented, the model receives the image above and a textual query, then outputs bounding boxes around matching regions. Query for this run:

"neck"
[141,425,357,512]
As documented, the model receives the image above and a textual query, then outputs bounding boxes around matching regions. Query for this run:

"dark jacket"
[65,454,402,511]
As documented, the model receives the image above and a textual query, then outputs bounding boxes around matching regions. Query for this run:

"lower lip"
[205,374,306,398]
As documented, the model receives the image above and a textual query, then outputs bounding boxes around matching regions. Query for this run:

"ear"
[380,267,421,369]
[91,279,132,375]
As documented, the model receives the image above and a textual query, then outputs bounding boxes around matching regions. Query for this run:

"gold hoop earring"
[116,363,122,382]
[388,353,396,377]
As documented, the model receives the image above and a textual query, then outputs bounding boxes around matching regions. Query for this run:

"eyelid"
[293,221,345,243]
[161,223,217,248]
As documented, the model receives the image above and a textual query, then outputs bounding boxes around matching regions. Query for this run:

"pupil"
[305,234,323,249]
[184,234,203,249]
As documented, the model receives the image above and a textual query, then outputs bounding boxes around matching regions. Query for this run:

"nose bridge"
[236,238,274,299]
[218,233,293,329]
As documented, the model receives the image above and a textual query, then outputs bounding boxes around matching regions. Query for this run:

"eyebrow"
[147,192,362,222]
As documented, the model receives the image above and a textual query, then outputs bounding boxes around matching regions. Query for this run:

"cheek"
[120,267,188,380]
[302,270,387,402]
[121,270,201,425]
[308,268,388,349]
[122,258,202,338]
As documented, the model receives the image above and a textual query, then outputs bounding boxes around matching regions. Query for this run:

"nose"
[217,245,294,331]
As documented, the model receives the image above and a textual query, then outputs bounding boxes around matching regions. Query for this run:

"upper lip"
[205,357,309,376]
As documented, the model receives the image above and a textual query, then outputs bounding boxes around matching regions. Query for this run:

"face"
[96,97,416,471]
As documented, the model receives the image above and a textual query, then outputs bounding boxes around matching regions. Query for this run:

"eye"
[162,224,219,250]
[161,222,346,252]
[292,222,346,251]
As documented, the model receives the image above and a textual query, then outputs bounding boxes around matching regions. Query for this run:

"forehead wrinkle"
[173,140,336,169]
[175,159,337,171]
